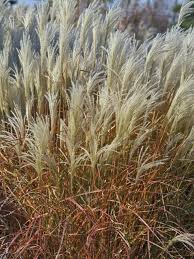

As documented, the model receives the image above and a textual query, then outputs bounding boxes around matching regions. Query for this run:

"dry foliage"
[1,0,194,258]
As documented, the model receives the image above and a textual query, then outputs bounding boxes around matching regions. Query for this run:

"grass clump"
[1,0,194,258]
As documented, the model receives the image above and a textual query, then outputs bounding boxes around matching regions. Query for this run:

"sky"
[19,0,34,4]
[19,0,39,4]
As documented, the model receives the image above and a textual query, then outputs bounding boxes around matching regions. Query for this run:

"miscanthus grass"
[1,0,194,258]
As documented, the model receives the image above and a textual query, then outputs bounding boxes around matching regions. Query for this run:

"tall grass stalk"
[1,0,194,258]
